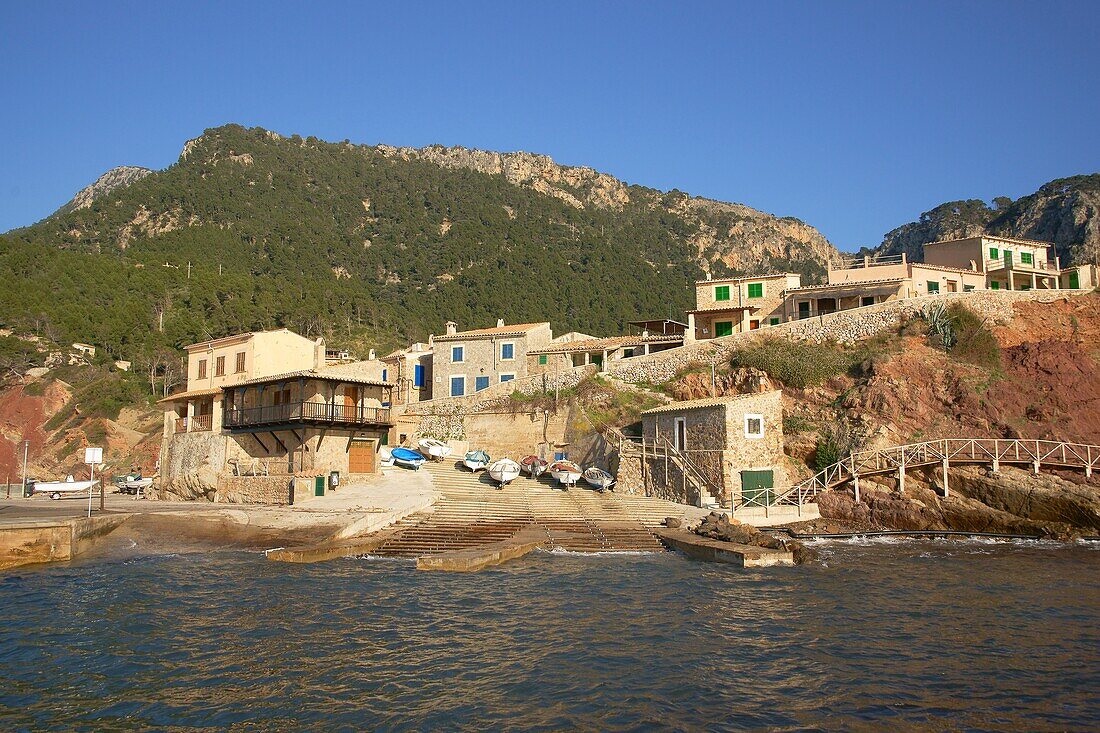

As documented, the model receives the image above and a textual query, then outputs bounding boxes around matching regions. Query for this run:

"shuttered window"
[747,282,764,298]
[215,356,225,376]
[715,285,730,301]
[714,321,734,337]
[197,359,207,379]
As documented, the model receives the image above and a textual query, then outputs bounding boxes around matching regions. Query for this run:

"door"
[714,321,734,337]
[342,386,359,422]
[798,301,810,319]
[1069,271,1080,289]
[348,439,376,474]
[674,418,687,451]
[741,470,775,507]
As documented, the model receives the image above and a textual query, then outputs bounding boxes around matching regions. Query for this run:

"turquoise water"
[1,539,1098,731]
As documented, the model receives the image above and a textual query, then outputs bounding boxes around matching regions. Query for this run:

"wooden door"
[348,440,375,474]
[343,386,359,422]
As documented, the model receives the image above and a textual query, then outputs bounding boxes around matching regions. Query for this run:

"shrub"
[813,420,862,470]
[730,337,856,389]
[947,303,1001,369]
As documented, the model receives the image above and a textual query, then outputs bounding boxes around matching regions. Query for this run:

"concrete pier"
[415,527,546,572]
[656,528,794,567]
[0,515,130,571]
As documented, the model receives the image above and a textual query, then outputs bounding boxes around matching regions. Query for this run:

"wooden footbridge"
[772,438,1099,509]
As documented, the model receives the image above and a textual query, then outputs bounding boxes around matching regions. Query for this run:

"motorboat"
[33,475,100,500]
[379,446,396,469]
[520,455,548,479]
[391,447,426,470]
[583,467,615,492]
[548,460,582,487]
[417,438,452,461]
[488,458,521,487]
[463,450,491,472]
[116,474,154,494]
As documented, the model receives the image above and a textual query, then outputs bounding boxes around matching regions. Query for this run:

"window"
[538,354,548,365]
[197,359,207,379]
[623,348,635,357]
[989,247,999,259]
[747,282,764,298]
[674,417,686,451]
[963,285,975,292]
[797,302,810,318]
[450,376,465,397]
[768,317,780,326]
[414,364,425,387]
[749,319,760,330]
[715,285,730,301]
[744,414,764,439]
[500,342,514,360]
[475,376,489,392]
[991,281,1000,290]
[451,345,464,363]
[235,351,246,373]
[1003,250,1012,265]
[861,296,875,307]
[714,321,734,337]
[215,356,225,377]
[500,374,515,383]
[927,281,940,294]
[1021,252,1033,265]
[381,368,388,382]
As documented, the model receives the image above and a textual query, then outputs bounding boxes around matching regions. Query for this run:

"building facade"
[687,273,802,340]
[381,342,433,405]
[430,320,553,398]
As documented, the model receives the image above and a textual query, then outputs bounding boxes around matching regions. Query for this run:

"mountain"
[53,165,153,217]
[877,175,1100,266]
[0,124,836,366]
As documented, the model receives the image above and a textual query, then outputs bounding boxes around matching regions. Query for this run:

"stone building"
[687,273,802,340]
[430,320,552,398]
[527,333,682,375]
[381,341,433,405]
[639,391,786,508]
[158,329,394,502]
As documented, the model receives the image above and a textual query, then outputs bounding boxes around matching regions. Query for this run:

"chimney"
[428,334,434,346]
[706,272,712,281]
[445,321,457,336]
[496,318,505,327]
[368,348,376,360]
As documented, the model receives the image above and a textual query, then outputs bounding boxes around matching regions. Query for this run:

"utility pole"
[21,439,29,498]
[187,261,192,279]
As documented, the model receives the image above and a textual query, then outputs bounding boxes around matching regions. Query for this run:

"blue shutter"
[475,376,490,391]
[450,376,464,397]
[414,364,424,387]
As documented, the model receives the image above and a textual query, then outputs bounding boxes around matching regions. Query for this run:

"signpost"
[84,447,103,517]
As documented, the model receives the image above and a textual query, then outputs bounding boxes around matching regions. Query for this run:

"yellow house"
[687,273,803,340]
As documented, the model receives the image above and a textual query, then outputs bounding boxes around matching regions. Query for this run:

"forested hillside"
[0,124,836,372]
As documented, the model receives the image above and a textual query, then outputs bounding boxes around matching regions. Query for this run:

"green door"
[741,470,774,507]
[714,321,734,337]
[314,476,325,496]
[1069,271,1080,289]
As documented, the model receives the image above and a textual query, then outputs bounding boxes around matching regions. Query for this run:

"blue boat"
[391,447,426,470]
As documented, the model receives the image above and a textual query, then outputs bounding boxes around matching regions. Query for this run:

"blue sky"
[2,1,1098,250]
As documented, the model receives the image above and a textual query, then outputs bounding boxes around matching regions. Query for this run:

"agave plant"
[922,302,957,350]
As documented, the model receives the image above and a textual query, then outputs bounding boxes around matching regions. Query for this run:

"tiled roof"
[434,322,549,340]
[156,387,222,403]
[642,392,778,415]
[927,234,1053,249]
[686,305,759,314]
[185,328,300,351]
[232,369,392,387]
[529,334,682,355]
[787,278,905,292]
[694,273,799,285]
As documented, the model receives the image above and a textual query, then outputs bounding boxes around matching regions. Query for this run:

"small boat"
[488,458,521,487]
[379,446,396,469]
[391,447,426,470]
[463,450,491,472]
[119,475,154,495]
[520,455,548,479]
[33,475,100,500]
[417,438,452,461]
[548,460,582,487]
[583,467,615,492]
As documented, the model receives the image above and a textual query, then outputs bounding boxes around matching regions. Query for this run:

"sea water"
[1,540,1097,731]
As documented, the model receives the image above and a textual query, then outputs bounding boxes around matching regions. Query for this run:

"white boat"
[33,476,100,500]
[548,460,582,488]
[488,458,521,487]
[417,438,452,461]
[379,446,396,469]
[521,455,548,478]
[583,467,615,492]
[464,450,490,472]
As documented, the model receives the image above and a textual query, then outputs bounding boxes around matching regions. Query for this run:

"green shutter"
[989,247,999,259]
[714,321,734,337]
[927,281,940,293]
[538,354,548,365]
[747,282,763,298]
[715,285,730,301]
[1021,252,1033,265]
[768,317,780,326]
[991,281,1000,290]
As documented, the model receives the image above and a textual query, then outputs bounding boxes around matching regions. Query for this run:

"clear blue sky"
[3,1,1098,250]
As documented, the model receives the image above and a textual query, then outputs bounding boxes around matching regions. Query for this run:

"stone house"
[687,274,802,340]
[158,329,394,501]
[528,334,682,375]
[639,391,786,508]
[430,320,552,398]
[381,341,433,406]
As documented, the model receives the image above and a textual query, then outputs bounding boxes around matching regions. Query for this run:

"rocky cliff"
[53,165,153,217]
[877,174,1100,267]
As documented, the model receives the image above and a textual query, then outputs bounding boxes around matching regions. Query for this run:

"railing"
[775,438,1099,508]
[984,258,1058,272]
[192,413,212,432]
[174,417,188,433]
[608,425,722,508]
[830,253,907,270]
[223,401,392,429]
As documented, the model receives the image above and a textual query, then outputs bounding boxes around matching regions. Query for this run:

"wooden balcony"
[223,401,393,430]
[175,415,213,433]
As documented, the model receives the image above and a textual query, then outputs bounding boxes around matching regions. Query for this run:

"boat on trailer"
[520,455,548,479]
[391,448,426,470]
[548,460,583,488]
[488,458,522,487]
[417,438,452,461]
[463,450,491,472]
[583,467,615,492]
[33,476,100,500]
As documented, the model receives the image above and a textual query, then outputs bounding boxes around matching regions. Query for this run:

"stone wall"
[215,475,293,505]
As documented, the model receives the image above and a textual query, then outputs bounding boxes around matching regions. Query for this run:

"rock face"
[54,166,152,216]
[877,174,1100,267]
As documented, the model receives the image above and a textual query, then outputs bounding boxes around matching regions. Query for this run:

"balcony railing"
[985,258,1058,273]
[175,414,213,433]
[223,401,392,430]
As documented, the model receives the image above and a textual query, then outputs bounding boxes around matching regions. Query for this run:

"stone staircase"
[368,460,697,557]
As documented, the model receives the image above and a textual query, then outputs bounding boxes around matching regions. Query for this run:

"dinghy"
[391,447,426,470]
[488,458,521,487]
[417,438,452,461]
[583,467,615,492]
[520,455,548,479]
[548,460,582,487]
[463,450,491,472]
[33,475,99,500]
[379,446,396,469]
